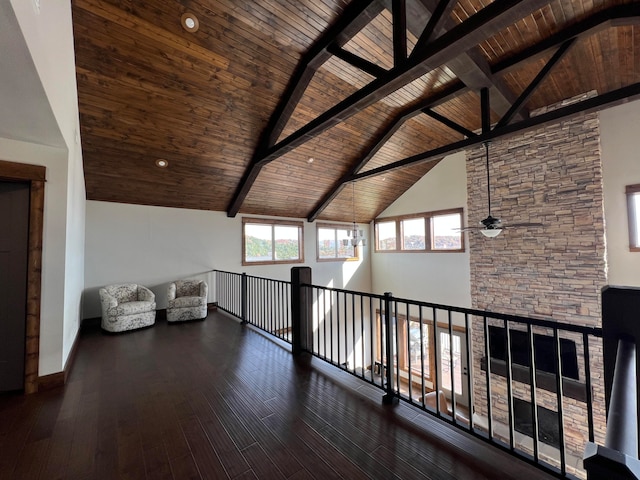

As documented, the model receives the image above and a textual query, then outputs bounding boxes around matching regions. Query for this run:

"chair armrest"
[199,281,208,299]
[137,285,155,302]
[167,282,177,302]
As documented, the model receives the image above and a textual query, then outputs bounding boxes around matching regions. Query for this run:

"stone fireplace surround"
[466,108,607,476]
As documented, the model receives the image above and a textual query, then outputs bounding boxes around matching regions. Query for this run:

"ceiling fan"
[462,141,542,238]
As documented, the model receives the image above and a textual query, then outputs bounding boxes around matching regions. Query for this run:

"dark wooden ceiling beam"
[411,0,455,54]
[393,0,407,65]
[228,0,550,217]
[422,107,477,138]
[309,4,640,221]
[227,0,384,217]
[327,44,388,78]
[260,0,384,149]
[308,80,467,222]
[307,114,415,223]
[348,82,640,182]
[413,0,528,120]
[495,39,576,130]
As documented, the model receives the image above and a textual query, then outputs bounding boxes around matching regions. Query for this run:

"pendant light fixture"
[343,182,366,247]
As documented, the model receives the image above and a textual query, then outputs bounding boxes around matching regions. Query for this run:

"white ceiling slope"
[0,2,64,149]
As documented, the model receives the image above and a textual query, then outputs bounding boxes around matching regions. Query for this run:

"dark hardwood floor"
[0,310,556,480]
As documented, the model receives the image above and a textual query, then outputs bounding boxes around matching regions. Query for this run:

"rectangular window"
[242,218,304,265]
[626,185,640,251]
[431,213,462,250]
[317,224,357,261]
[374,208,464,253]
[402,218,426,250]
[376,220,397,251]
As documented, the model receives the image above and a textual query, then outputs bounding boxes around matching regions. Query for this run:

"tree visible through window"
[402,218,425,250]
[431,213,462,250]
[374,208,464,253]
[243,218,303,265]
[317,224,357,261]
[376,221,397,250]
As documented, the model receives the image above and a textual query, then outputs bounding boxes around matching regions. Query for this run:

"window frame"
[374,208,465,253]
[316,223,359,262]
[626,184,640,251]
[374,309,467,391]
[242,217,304,266]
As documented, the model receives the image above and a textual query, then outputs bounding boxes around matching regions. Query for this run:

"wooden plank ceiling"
[73,0,640,224]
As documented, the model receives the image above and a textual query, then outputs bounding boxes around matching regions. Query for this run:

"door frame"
[0,159,45,394]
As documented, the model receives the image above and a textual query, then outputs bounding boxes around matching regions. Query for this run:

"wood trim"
[37,371,65,391]
[0,159,46,182]
[24,180,44,393]
[625,184,640,194]
[37,322,82,391]
[0,159,45,394]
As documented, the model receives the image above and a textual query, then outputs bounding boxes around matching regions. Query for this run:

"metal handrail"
[214,269,606,478]
[605,338,637,456]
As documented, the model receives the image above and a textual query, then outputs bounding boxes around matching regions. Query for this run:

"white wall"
[371,152,472,307]
[601,99,640,286]
[83,201,372,319]
[2,0,86,375]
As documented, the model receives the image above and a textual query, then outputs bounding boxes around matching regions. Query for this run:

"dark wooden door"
[0,181,29,392]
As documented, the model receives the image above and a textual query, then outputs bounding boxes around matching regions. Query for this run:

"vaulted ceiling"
[72,0,640,224]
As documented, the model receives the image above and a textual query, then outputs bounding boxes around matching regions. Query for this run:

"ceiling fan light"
[480,228,502,238]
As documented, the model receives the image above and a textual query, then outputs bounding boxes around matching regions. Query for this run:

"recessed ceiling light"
[307,157,314,164]
[181,13,199,33]
[155,159,169,168]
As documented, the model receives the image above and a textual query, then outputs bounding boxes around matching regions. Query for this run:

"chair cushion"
[110,300,155,316]
[169,296,206,309]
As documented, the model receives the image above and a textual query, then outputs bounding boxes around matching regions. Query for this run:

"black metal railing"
[214,270,292,342]
[305,280,604,479]
[214,268,607,479]
[215,270,244,319]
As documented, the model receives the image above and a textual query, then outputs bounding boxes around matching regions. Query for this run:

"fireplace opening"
[488,326,579,381]
[513,397,560,449]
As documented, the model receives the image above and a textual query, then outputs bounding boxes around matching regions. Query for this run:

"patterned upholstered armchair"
[99,283,156,333]
[167,280,208,323]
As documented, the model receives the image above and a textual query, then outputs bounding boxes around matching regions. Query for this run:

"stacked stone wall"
[467,111,607,477]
